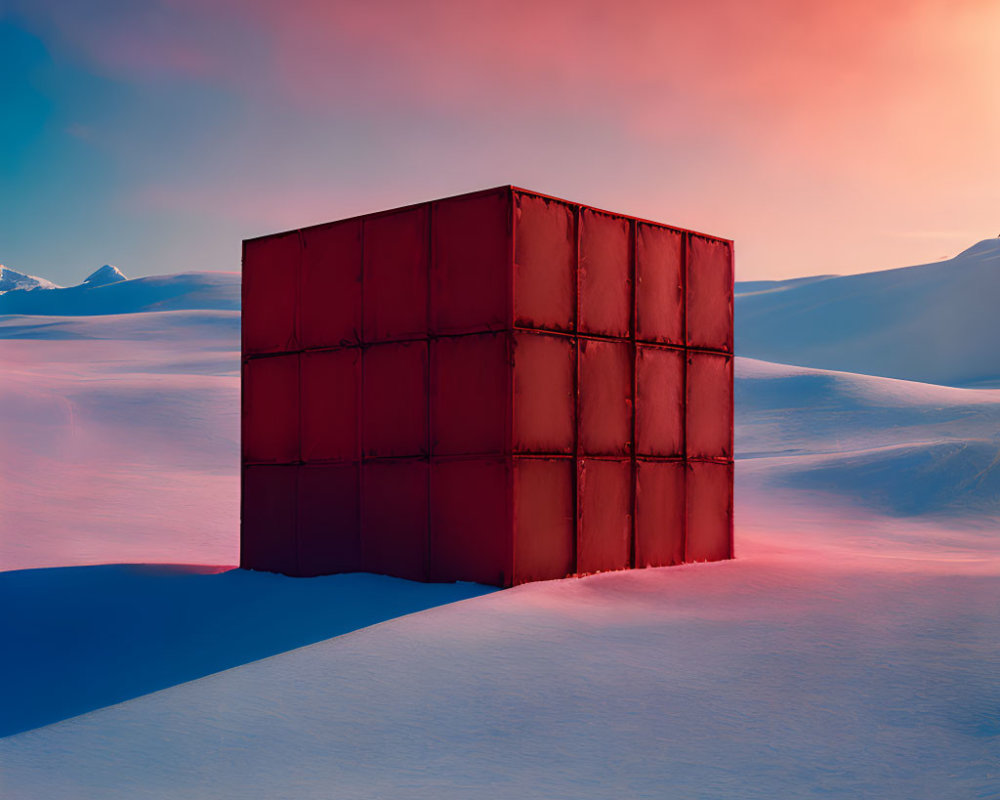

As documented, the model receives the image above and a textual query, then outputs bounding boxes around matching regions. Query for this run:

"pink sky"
[7,0,1000,280]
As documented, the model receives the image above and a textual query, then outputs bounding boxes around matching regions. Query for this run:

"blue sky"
[3,1,998,286]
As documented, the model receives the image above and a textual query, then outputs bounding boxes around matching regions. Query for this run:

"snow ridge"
[737,237,1000,386]
[0,265,60,294]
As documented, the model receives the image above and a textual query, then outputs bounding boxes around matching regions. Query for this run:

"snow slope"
[0,566,492,737]
[0,312,240,571]
[0,265,59,293]
[736,238,1000,386]
[1,554,996,798]
[737,358,1000,519]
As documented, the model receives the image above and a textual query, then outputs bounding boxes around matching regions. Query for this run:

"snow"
[0,558,996,798]
[1,259,998,798]
[0,566,493,737]
[0,265,60,293]
[81,264,127,287]
[0,270,239,315]
[737,358,1000,519]
[736,237,1000,386]
[0,312,240,571]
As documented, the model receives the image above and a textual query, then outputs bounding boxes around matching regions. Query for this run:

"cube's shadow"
[0,564,495,737]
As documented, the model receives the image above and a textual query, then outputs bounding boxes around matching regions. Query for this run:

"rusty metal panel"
[361,459,428,581]
[579,208,631,337]
[636,345,684,457]
[636,223,683,345]
[513,457,574,584]
[512,331,575,454]
[578,338,632,456]
[429,458,511,585]
[686,460,733,562]
[576,458,631,575]
[362,340,428,458]
[635,459,684,567]
[297,463,360,575]
[300,220,362,349]
[300,348,360,463]
[431,188,510,335]
[686,235,733,352]
[242,186,735,585]
[241,464,298,575]
[513,191,575,332]
[242,354,299,464]
[242,232,299,355]
[364,206,428,342]
[686,352,734,460]
[431,332,509,457]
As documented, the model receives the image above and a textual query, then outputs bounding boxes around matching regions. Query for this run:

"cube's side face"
[508,189,733,579]
[241,189,517,585]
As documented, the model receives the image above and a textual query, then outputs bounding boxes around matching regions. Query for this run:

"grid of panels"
[241,186,733,586]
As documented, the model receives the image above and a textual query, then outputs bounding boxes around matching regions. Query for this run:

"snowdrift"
[737,358,1000,518]
[736,238,1000,386]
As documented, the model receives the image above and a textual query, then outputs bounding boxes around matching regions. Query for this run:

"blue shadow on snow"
[0,564,495,737]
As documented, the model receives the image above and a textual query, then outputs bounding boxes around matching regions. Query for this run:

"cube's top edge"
[243,185,733,247]
[510,186,732,245]
[242,186,516,245]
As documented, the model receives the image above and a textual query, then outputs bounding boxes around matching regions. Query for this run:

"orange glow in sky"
[5,0,1000,281]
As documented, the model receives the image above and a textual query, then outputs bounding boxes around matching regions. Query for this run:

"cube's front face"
[241,186,733,586]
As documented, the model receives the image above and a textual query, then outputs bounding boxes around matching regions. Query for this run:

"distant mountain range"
[0,264,240,315]
[4,238,1000,385]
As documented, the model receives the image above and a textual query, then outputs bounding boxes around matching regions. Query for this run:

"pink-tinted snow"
[0,306,997,798]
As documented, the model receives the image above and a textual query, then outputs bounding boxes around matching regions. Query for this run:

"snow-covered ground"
[1,251,998,798]
[0,311,240,571]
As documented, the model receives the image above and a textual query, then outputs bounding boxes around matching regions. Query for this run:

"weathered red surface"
[241,186,733,586]
[300,220,362,349]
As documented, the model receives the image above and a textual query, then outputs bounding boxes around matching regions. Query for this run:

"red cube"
[242,186,734,585]
[687,235,734,352]
[300,349,359,462]
[686,351,734,461]
[242,354,299,464]
[579,208,631,337]
[577,458,632,575]
[635,459,685,567]
[362,341,428,458]
[297,463,361,576]
[361,459,428,581]
[300,220,362,349]
[636,223,684,345]
[513,192,575,332]
[578,338,632,456]
[364,206,428,342]
[636,345,684,457]
[512,457,575,584]
[512,331,575,454]
[686,460,733,562]
[241,464,297,574]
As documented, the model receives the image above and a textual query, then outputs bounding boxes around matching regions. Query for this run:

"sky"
[2,0,999,285]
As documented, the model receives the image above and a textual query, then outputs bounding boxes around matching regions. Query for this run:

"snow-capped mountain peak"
[81,264,127,287]
[0,265,60,294]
